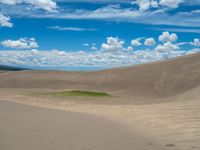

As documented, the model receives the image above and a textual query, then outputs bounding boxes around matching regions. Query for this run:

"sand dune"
[0,53,200,100]
[0,53,200,150]
[0,100,169,150]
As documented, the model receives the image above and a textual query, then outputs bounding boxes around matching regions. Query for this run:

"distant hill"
[0,65,27,71]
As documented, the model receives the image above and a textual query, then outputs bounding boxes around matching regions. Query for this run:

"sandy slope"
[0,53,200,100]
[0,53,200,150]
[0,100,169,150]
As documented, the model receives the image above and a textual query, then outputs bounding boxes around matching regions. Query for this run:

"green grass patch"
[36,90,111,98]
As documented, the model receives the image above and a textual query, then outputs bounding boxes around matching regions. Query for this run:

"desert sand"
[0,100,168,150]
[0,53,200,150]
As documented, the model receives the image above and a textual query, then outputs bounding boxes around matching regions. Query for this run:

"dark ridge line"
[0,65,30,71]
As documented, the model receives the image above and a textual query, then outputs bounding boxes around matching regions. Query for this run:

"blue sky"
[0,0,200,70]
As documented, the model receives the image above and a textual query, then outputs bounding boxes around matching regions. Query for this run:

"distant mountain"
[0,65,27,71]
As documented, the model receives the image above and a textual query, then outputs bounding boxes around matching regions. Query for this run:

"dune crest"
[0,53,200,100]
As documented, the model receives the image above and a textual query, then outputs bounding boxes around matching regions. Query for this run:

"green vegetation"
[36,90,111,98]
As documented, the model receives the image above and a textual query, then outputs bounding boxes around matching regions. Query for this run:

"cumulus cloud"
[132,0,158,11]
[159,31,178,43]
[0,47,196,70]
[28,0,57,11]
[155,42,179,52]
[144,38,156,46]
[91,46,97,50]
[101,37,125,52]
[132,0,183,11]
[127,46,133,51]
[30,49,39,55]
[0,0,57,11]
[0,14,13,27]
[186,48,200,55]
[159,0,184,9]
[1,38,39,49]
[1,34,200,69]
[83,43,97,50]
[131,38,142,46]
[132,0,150,11]
[52,49,68,56]
[190,38,200,47]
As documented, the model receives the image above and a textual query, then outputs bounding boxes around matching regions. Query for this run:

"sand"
[0,52,200,100]
[0,53,200,150]
[0,100,168,150]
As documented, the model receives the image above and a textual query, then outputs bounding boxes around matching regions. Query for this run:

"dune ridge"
[0,53,200,99]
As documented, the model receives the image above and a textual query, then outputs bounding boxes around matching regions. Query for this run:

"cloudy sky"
[0,0,200,70]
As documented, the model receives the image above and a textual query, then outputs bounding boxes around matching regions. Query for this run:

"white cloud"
[1,35,199,69]
[57,51,66,56]
[151,0,159,8]
[159,31,178,43]
[0,0,18,5]
[151,27,200,34]
[48,7,200,27]
[132,0,183,11]
[52,49,67,56]
[159,0,184,9]
[0,14,13,27]
[28,0,57,11]
[1,2,200,27]
[155,42,179,52]
[0,0,57,11]
[78,51,86,55]
[127,46,133,51]
[0,34,199,70]
[132,0,150,11]
[131,38,142,46]
[0,46,196,69]
[176,42,189,46]
[0,0,57,27]
[83,43,90,46]
[30,49,39,55]
[83,43,97,50]
[190,38,200,47]
[29,4,143,20]
[47,26,96,31]
[91,46,97,50]
[132,0,158,11]
[186,48,200,55]
[101,37,125,52]
[145,38,156,46]
[1,38,39,49]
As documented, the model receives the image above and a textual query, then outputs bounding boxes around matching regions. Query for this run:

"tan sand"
[0,53,200,150]
[0,52,200,100]
[0,100,168,150]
